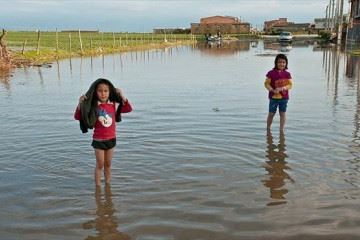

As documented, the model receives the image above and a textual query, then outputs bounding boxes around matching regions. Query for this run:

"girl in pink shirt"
[264,54,293,132]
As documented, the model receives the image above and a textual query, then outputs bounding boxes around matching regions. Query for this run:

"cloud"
[0,0,341,31]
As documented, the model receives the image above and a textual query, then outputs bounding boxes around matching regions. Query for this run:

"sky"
[1,0,348,32]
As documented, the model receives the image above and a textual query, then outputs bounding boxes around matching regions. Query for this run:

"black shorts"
[92,138,116,150]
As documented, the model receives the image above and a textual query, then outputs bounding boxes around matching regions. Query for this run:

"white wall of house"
[314,18,334,30]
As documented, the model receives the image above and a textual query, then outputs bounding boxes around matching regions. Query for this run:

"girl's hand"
[79,95,87,104]
[116,88,128,104]
[273,88,281,94]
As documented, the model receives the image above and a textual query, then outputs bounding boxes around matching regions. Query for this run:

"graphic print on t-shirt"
[97,108,113,127]
[275,79,290,88]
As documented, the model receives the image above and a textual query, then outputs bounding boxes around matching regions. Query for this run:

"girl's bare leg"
[94,149,105,186]
[104,147,115,185]
[267,112,275,131]
[279,111,286,132]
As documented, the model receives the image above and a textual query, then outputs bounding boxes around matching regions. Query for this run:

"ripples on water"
[1,40,360,239]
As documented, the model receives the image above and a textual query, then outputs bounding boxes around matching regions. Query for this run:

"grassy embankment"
[5,31,198,66]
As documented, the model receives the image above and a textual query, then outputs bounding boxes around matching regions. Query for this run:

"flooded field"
[1,40,360,240]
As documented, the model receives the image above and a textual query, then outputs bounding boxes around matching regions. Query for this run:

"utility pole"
[334,0,339,31]
[336,0,344,44]
[325,5,329,32]
[331,0,335,33]
[327,0,332,32]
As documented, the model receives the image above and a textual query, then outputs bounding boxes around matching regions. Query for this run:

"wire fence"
[6,30,198,56]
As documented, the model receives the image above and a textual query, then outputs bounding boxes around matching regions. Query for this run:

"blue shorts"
[269,99,288,113]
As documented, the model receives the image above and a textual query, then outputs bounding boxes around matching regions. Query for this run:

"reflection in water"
[322,48,360,199]
[80,57,83,81]
[37,67,44,86]
[264,40,317,53]
[279,42,292,52]
[351,55,360,138]
[197,40,250,56]
[0,68,11,90]
[119,53,124,70]
[263,42,291,53]
[323,48,341,106]
[262,132,294,206]
[102,54,105,75]
[56,60,61,81]
[90,56,93,72]
[69,57,73,77]
[112,54,116,73]
[345,54,360,79]
[83,186,130,240]
[263,41,293,52]
[250,41,258,48]
[323,48,360,107]
[348,54,360,196]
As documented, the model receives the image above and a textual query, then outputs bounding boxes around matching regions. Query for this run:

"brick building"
[264,18,310,34]
[264,18,290,33]
[191,16,250,35]
[272,23,310,33]
[347,0,360,46]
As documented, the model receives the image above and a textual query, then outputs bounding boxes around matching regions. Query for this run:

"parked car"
[279,32,293,43]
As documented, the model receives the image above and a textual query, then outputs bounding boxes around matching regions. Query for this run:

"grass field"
[5,30,198,64]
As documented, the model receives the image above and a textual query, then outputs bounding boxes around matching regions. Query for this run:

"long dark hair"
[274,54,288,70]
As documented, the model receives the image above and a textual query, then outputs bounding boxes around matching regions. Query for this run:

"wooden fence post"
[36,29,41,55]
[90,33,93,51]
[101,32,104,50]
[68,33,72,56]
[55,28,59,55]
[22,39,27,55]
[78,29,83,54]
[112,32,116,50]
[0,29,9,59]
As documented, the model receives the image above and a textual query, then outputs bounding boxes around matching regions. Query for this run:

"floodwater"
[1,40,360,240]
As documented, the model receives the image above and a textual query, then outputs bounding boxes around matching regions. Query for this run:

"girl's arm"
[74,95,87,120]
[264,78,274,92]
[286,78,293,90]
[74,107,81,120]
[116,88,128,103]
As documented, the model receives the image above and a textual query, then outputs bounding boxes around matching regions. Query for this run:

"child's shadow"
[82,185,131,240]
[262,131,294,206]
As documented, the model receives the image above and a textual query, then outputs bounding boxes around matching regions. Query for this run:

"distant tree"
[172,28,191,34]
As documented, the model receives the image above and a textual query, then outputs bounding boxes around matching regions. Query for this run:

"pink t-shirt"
[266,69,292,99]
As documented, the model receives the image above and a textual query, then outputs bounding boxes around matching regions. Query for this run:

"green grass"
[5,31,198,64]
